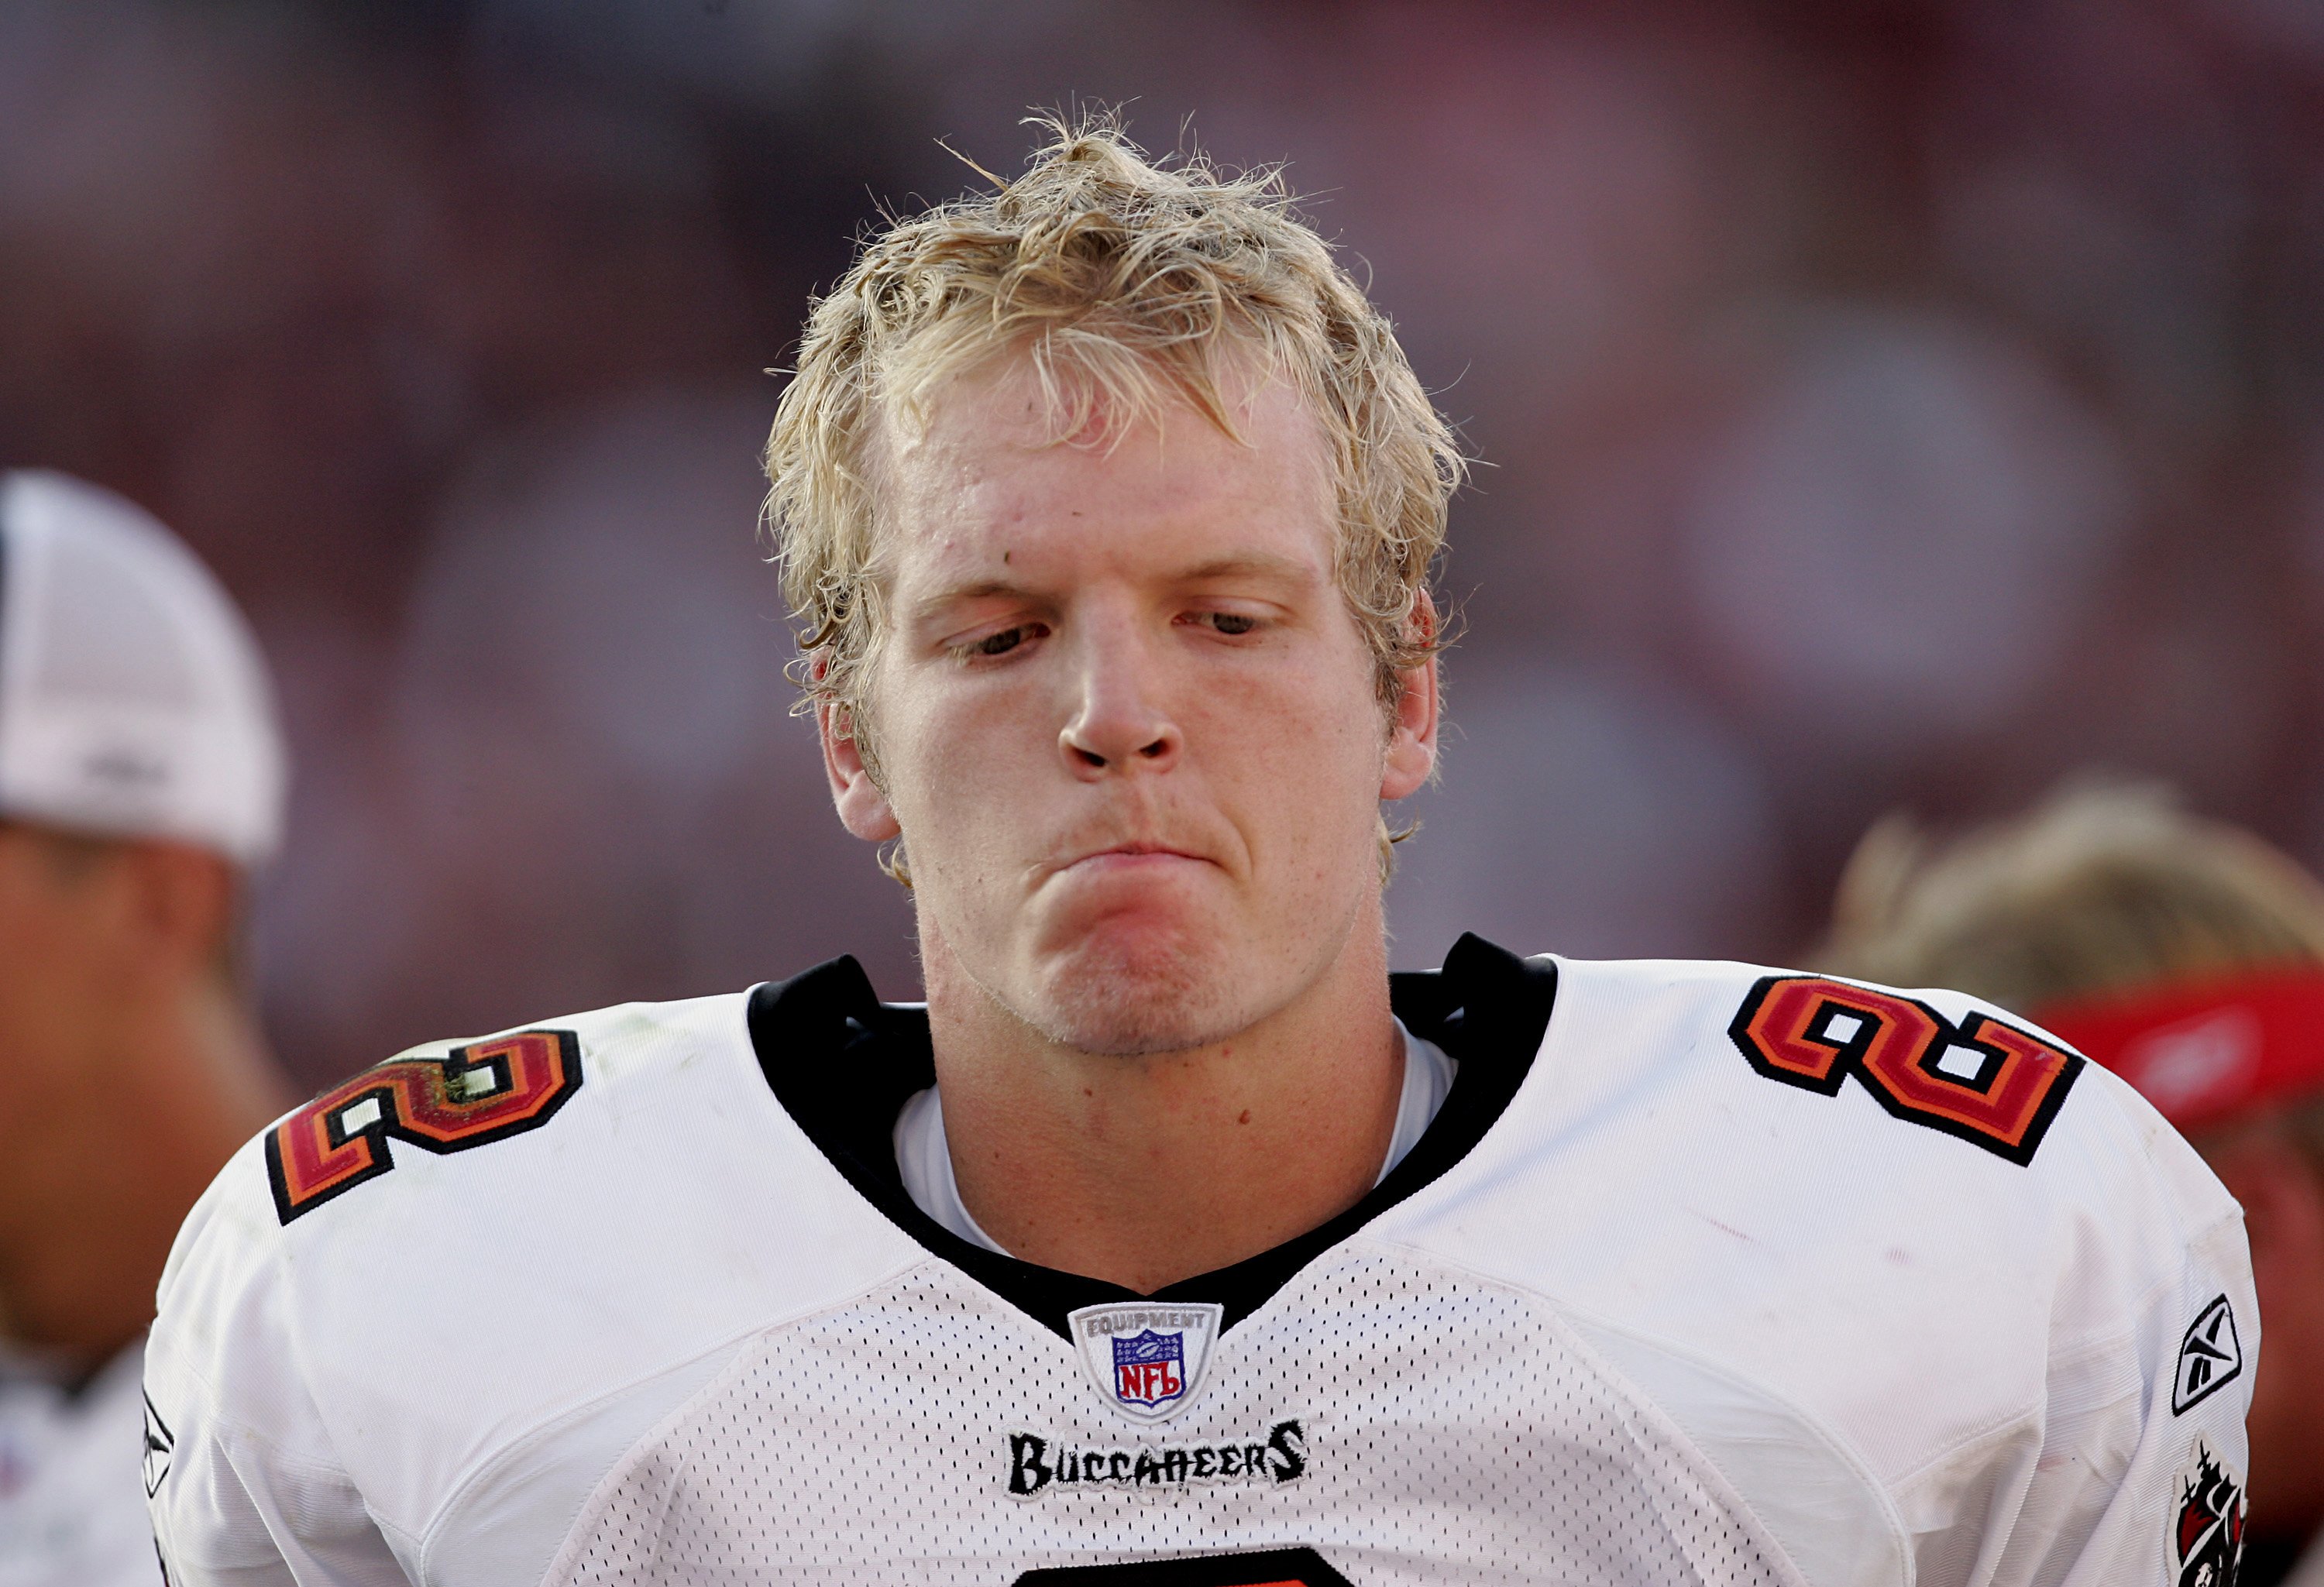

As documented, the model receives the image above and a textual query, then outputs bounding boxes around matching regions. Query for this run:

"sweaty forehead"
[871,359,1336,585]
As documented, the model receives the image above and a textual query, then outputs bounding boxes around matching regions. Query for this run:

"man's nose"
[1058,619,1182,778]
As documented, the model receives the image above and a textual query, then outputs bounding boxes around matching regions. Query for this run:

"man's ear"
[118,841,237,984]
[820,700,902,843]
[1380,598,1440,802]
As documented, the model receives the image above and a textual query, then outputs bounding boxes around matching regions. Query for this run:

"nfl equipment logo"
[1111,1329,1186,1408]
[1068,1301,1223,1424]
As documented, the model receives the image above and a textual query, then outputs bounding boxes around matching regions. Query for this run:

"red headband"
[2031,970,2324,1135]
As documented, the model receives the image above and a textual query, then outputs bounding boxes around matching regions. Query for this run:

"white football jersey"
[0,1341,160,1587]
[145,937,2256,1586]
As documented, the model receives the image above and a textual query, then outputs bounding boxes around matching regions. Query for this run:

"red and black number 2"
[1016,1551,1351,1586]
[265,1030,583,1223]
[1728,976,2083,1165]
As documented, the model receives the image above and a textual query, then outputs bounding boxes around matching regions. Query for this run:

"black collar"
[745,933,1556,1339]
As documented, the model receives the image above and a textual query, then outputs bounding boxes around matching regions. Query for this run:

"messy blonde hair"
[764,114,1462,771]
[1818,778,2324,1015]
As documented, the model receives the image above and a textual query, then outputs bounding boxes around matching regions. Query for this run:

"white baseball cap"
[0,471,286,866]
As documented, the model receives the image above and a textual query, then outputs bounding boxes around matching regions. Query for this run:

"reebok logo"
[142,1392,174,1496]
[2174,1295,2242,1415]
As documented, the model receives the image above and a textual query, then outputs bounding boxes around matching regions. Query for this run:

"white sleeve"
[1897,1204,2256,1586]
[2035,1210,2255,1587]
[144,1142,412,1586]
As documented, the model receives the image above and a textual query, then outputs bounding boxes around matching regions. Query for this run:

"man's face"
[0,829,137,1160]
[821,360,1435,1055]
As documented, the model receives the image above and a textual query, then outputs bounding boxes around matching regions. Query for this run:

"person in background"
[1822,779,2324,1587]
[0,471,291,1584]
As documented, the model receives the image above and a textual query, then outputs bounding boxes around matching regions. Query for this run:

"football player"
[0,471,291,1584]
[1824,781,2324,1587]
[148,122,2253,1586]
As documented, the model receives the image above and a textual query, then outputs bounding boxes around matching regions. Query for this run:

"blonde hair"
[764,114,1462,768]
[1818,778,2324,1015]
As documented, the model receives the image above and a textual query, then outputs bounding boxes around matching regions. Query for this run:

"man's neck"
[0,981,290,1375]
[923,922,1404,1294]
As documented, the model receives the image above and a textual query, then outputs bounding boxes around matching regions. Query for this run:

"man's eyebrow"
[1174,551,1322,586]
[910,579,1025,616]
[908,554,1320,619]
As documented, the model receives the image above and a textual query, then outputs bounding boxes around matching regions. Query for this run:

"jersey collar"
[745,933,1556,1340]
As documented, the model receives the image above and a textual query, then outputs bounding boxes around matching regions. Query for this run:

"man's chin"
[1023,931,1250,1057]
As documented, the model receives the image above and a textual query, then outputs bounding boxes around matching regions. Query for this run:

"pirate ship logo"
[2172,1438,2246,1587]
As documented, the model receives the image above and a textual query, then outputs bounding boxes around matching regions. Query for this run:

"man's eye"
[966,625,1037,658]
[1202,612,1260,636]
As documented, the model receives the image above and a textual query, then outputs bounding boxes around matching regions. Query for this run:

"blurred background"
[2,0,2319,1087]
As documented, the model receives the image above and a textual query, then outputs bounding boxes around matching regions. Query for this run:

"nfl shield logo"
[1111,1329,1186,1408]
[1068,1301,1224,1424]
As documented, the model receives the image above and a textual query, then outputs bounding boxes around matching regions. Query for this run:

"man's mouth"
[1057,841,1211,875]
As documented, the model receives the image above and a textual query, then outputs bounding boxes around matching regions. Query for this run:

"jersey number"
[1015,1550,1351,1585]
[1728,977,2082,1165]
[265,1030,583,1223]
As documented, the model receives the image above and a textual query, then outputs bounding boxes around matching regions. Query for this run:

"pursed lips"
[1051,841,1215,878]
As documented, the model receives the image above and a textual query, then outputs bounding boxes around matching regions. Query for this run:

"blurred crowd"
[4,0,2324,1086]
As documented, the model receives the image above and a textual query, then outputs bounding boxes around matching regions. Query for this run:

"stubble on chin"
[927,904,1250,1058]
[1028,931,1246,1057]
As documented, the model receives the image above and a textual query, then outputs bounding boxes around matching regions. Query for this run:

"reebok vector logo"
[142,1392,174,1496]
[2173,1296,2243,1415]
